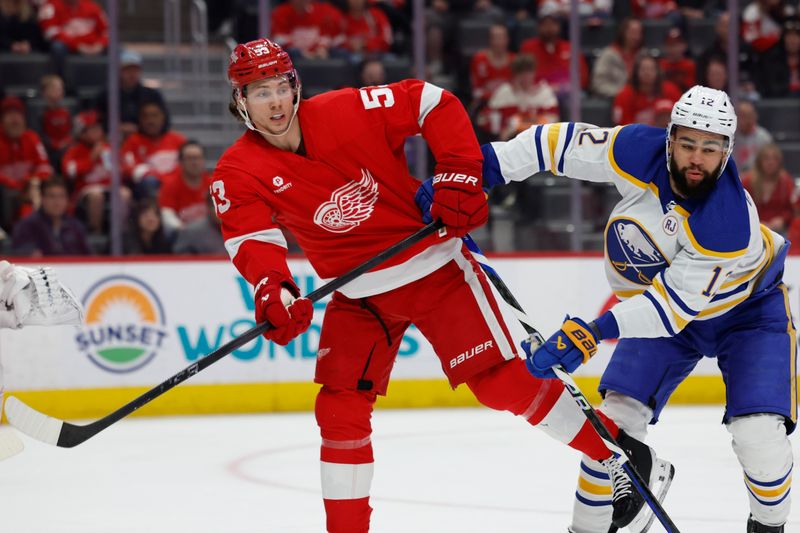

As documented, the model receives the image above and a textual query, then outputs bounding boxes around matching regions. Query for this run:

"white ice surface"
[0,406,796,532]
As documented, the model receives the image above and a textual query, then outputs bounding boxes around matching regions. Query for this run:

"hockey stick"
[462,235,680,533]
[5,220,445,449]
[0,423,24,461]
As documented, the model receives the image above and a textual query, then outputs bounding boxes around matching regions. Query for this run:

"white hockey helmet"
[667,85,737,176]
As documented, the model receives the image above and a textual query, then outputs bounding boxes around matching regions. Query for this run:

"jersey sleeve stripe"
[613,288,645,299]
[710,279,750,302]
[643,290,676,336]
[720,225,774,290]
[557,122,575,174]
[418,82,443,128]
[547,123,562,170]
[224,228,287,260]
[697,293,750,318]
[650,279,689,329]
[657,274,699,316]
[534,125,545,171]
[682,219,748,258]
[608,127,648,190]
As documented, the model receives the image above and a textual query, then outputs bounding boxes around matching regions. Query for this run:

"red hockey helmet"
[228,38,298,91]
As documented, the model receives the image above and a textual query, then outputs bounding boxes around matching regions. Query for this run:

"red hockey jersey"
[159,169,213,225]
[0,130,53,190]
[212,80,481,298]
[38,0,108,52]
[62,140,111,195]
[121,131,186,183]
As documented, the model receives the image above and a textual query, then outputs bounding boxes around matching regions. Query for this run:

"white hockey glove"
[0,261,84,329]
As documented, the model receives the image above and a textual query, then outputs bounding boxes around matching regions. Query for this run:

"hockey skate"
[747,515,784,532]
[601,430,675,533]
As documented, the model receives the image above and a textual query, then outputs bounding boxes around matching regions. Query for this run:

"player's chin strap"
[461,233,681,533]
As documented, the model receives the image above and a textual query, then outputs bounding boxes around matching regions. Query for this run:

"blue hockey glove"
[414,178,434,224]
[522,316,599,379]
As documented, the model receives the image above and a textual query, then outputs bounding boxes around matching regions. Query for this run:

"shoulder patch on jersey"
[609,125,666,188]
[606,217,669,285]
[684,165,751,257]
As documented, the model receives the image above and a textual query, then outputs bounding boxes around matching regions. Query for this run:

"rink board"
[0,255,793,419]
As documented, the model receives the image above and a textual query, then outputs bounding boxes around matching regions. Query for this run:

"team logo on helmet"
[313,169,379,233]
[606,218,668,285]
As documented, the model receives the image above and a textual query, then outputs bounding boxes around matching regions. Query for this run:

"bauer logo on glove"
[521,316,599,379]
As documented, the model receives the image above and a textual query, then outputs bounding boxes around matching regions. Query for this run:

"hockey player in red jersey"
[213,38,648,532]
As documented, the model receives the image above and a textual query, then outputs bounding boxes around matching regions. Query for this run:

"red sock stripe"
[321,443,374,464]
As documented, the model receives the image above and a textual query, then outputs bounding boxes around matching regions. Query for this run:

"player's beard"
[669,157,721,200]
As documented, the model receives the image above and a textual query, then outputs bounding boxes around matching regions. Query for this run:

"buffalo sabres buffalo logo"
[606,219,668,285]
[313,168,380,233]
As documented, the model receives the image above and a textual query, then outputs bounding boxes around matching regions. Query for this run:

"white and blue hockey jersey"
[483,122,787,339]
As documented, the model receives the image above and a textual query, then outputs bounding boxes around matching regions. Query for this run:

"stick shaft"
[54,221,443,446]
[463,235,680,532]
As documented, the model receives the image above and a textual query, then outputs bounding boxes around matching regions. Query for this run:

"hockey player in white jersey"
[483,86,794,533]
[0,260,83,459]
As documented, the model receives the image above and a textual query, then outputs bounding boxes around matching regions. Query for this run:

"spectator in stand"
[742,0,787,55]
[734,100,773,174]
[39,74,72,168]
[0,0,47,53]
[677,0,726,21]
[591,17,643,98]
[121,100,186,199]
[535,0,611,23]
[659,27,696,93]
[341,0,392,61]
[425,21,456,92]
[781,18,800,95]
[37,0,107,76]
[652,98,674,128]
[358,58,386,86]
[0,96,53,228]
[479,54,559,141]
[698,12,754,87]
[520,7,589,103]
[158,140,212,231]
[470,23,514,111]
[123,198,173,255]
[270,0,345,60]
[457,0,505,22]
[95,49,168,139]
[630,0,681,26]
[173,194,226,255]
[742,144,795,235]
[11,176,91,256]
[753,17,800,97]
[612,54,681,125]
[702,55,729,91]
[62,110,131,246]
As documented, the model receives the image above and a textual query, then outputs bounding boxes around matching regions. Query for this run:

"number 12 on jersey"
[702,266,723,297]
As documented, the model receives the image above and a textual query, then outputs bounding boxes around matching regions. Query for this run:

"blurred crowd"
[1,0,800,256]
[0,0,224,257]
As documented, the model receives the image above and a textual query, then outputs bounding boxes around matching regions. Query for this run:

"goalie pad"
[0,262,84,329]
